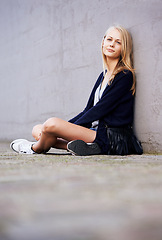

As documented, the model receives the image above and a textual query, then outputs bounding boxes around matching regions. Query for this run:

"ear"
[102,36,106,46]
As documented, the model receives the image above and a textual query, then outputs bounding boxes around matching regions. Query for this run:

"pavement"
[0,141,162,240]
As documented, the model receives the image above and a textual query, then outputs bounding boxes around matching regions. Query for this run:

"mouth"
[107,48,115,52]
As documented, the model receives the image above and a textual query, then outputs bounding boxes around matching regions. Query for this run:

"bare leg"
[32,117,96,154]
[32,123,69,149]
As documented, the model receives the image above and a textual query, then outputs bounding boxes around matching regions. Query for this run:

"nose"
[110,41,115,47]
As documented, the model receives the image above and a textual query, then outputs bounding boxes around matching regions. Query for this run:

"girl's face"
[102,28,122,60]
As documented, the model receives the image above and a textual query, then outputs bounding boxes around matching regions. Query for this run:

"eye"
[117,41,121,45]
[106,38,112,43]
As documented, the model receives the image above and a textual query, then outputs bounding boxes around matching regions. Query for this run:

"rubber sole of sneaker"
[67,140,101,156]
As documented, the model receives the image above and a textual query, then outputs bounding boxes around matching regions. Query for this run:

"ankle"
[31,144,40,153]
[31,143,48,154]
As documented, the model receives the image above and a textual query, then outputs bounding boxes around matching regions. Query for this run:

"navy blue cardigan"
[69,70,134,154]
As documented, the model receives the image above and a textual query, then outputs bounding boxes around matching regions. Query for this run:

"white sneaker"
[10,139,36,154]
[10,139,29,146]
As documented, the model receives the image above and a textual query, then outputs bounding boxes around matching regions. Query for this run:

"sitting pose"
[10,25,143,156]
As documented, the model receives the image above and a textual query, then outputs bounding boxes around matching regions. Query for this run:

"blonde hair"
[102,25,136,95]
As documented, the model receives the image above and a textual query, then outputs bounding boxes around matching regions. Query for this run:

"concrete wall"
[0,0,162,153]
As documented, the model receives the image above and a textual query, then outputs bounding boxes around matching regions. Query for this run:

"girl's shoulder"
[111,70,133,89]
[115,69,133,78]
[113,69,133,84]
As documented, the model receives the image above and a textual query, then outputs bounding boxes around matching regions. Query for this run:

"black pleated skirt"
[106,126,143,155]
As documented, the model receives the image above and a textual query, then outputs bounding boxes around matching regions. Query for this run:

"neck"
[106,57,119,73]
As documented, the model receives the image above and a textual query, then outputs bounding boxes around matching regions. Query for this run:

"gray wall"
[0,0,162,153]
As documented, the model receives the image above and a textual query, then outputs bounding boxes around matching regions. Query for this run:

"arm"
[68,110,86,124]
[68,72,104,124]
[74,71,133,126]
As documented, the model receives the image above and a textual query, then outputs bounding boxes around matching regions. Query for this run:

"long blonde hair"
[102,25,136,95]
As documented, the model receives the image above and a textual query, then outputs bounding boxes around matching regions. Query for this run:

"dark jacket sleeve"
[68,111,86,124]
[73,71,133,126]
[68,72,103,124]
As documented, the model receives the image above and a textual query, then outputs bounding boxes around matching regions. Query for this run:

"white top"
[91,82,108,129]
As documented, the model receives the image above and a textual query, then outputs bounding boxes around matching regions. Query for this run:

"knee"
[42,117,59,134]
[32,124,43,140]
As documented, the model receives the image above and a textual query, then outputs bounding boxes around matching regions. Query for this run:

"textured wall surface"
[0,0,162,153]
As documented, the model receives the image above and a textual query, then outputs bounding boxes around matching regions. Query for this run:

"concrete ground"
[0,142,162,240]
